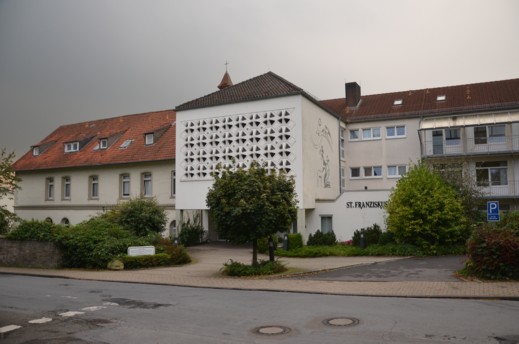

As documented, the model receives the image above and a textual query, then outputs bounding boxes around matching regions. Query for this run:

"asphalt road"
[298,255,467,282]
[1,274,519,344]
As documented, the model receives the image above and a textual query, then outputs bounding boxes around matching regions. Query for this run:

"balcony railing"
[421,135,519,157]
[478,181,519,198]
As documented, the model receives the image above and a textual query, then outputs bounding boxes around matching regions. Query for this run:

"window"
[340,167,346,189]
[476,161,507,186]
[99,139,108,149]
[32,146,40,156]
[475,125,505,144]
[364,166,382,178]
[349,129,359,140]
[388,165,407,177]
[120,139,133,149]
[145,133,154,145]
[436,95,446,101]
[350,167,360,178]
[120,174,130,198]
[393,99,403,106]
[64,141,79,153]
[362,127,381,140]
[445,128,461,145]
[340,129,345,159]
[386,125,406,138]
[60,218,70,227]
[320,215,333,234]
[433,163,463,181]
[89,175,99,199]
[62,176,71,200]
[45,177,54,200]
[142,172,152,197]
[171,170,176,197]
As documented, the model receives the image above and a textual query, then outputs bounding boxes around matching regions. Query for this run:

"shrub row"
[307,230,337,246]
[221,259,287,277]
[121,253,172,269]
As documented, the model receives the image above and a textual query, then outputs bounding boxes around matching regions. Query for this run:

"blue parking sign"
[487,201,500,222]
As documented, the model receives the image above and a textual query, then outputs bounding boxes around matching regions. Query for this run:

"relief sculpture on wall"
[312,118,332,188]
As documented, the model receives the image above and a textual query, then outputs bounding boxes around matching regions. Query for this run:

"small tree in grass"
[385,162,470,252]
[0,149,21,234]
[206,161,298,265]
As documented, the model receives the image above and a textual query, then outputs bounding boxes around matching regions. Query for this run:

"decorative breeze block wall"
[180,109,296,180]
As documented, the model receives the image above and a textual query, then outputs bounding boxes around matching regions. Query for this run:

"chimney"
[345,82,361,107]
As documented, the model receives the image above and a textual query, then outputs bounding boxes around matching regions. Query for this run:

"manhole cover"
[253,325,291,336]
[323,317,360,327]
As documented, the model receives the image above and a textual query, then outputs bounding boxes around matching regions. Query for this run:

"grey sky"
[1,0,518,157]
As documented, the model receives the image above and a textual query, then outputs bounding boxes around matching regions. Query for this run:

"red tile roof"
[14,110,176,172]
[321,78,519,123]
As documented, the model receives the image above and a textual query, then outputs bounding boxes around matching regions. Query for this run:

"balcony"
[478,180,519,198]
[421,135,519,158]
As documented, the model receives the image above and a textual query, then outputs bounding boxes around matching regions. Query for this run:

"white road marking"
[58,311,85,317]
[81,306,107,312]
[28,317,53,324]
[103,302,119,306]
[0,325,22,333]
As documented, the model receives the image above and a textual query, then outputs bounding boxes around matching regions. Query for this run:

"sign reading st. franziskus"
[346,201,387,209]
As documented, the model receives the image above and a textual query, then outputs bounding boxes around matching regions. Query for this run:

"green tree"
[102,197,167,237]
[0,149,21,234]
[206,161,298,265]
[385,162,470,252]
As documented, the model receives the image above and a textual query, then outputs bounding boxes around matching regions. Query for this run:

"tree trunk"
[252,238,258,266]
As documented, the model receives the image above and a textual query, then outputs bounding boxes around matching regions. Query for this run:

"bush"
[466,224,519,280]
[121,253,171,269]
[258,236,279,254]
[156,243,192,265]
[6,219,58,241]
[104,197,167,237]
[55,218,154,269]
[385,163,471,253]
[378,230,395,245]
[178,216,205,246]
[352,224,383,247]
[287,233,303,250]
[0,207,18,235]
[221,259,287,276]
[307,230,337,246]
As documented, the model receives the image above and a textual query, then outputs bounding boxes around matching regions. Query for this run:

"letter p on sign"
[487,201,500,222]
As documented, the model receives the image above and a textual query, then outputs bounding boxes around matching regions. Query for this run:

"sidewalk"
[1,242,518,299]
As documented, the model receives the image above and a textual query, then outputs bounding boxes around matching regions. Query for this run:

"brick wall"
[0,238,62,268]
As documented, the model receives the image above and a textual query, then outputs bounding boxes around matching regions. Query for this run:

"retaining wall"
[0,238,62,268]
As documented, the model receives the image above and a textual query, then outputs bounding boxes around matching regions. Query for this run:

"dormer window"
[436,95,446,101]
[32,146,40,156]
[64,141,79,153]
[393,99,403,106]
[145,133,154,145]
[99,138,108,149]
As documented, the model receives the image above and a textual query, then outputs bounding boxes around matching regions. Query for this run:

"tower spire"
[218,61,233,90]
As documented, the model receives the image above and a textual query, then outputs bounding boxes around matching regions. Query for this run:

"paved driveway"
[297,255,468,282]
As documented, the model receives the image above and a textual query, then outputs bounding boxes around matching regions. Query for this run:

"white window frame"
[476,161,508,186]
[120,174,131,198]
[145,133,154,145]
[362,127,381,140]
[350,167,360,178]
[386,125,406,138]
[142,172,152,197]
[171,170,176,197]
[475,124,506,144]
[89,175,99,199]
[32,146,40,156]
[62,176,71,200]
[445,128,461,146]
[349,129,360,141]
[64,141,79,153]
[340,129,345,159]
[46,177,54,201]
[364,166,382,178]
[99,139,108,149]
[340,167,346,189]
[387,165,407,178]
[320,215,333,234]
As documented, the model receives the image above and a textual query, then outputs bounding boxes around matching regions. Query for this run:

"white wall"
[15,160,176,233]
[306,190,390,242]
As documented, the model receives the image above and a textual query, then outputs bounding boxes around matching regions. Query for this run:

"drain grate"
[322,317,360,327]
[252,325,291,336]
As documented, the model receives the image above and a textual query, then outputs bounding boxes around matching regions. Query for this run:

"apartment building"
[13,110,178,236]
